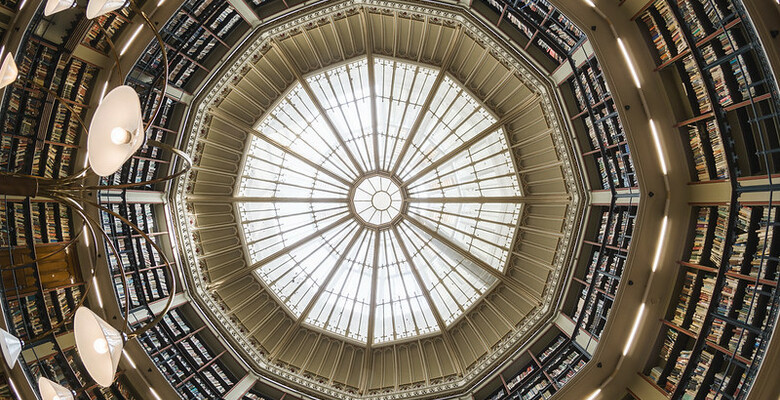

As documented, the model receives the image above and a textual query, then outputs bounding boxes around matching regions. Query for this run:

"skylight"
[238,57,522,343]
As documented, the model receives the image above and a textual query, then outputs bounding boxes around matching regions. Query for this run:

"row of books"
[647,203,779,397]
[596,209,635,249]
[487,332,589,400]
[639,0,779,178]
[483,0,583,67]
[564,57,636,190]
[0,201,72,247]
[687,119,729,181]
[732,207,777,280]
[81,9,132,54]
[138,308,236,398]
[567,207,637,339]
[243,391,275,400]
[101,202,170,312]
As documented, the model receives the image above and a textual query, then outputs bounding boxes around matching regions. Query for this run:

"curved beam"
[270,39,365,176]
[206,214,352,289]
[392,226,465,376]
[389,27,463,177]
[268,227,365,361]
[360,9,380,173]
[401,93,540,188]
[403,215,541,307]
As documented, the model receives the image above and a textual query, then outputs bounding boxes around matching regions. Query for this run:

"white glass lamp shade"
[0,53,18,89]
[38,377,74,400]
[73,307,123,387]
[87,85,144,176]
[44,0,76,16]
[86,0,127,19]
[0,328,21,368]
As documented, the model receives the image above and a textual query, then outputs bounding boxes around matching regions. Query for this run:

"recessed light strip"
[617,38,642,89]
[93,276,103,309]
[120,25,144,56]
[8,379,20,399]
[585,388,602,400]
[123,349,137,369]
[649,119,668,175]
[99,80,109,105]
[651,216,668,272]
[623,303,646,355]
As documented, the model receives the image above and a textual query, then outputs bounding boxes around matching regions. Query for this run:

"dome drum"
[173,1,587,398]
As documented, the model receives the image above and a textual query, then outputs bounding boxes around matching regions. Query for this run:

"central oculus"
[351,175,403,227]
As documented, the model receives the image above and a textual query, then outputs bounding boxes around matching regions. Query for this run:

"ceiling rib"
[403,216,541,307]
[270,39,366,176]
[268,227,366,362]
[206,214,353,289]
[401,93,541,187]
[186,196,349,203]
[247,129,355,187]
[406,195,569,203]
[209,108,354,187]
[361,9,381,173]
[360,230,381,393]
[392,226,465,376]
[389,27,463,177]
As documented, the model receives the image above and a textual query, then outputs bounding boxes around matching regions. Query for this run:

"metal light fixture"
[0,328,22,369]
[0,0,180,392]
[0,53,18,89]
[38,377,75,400]
[73,307,124,387]
[43,0,76,16]
[86,0,128,19]
[87,85,144,176]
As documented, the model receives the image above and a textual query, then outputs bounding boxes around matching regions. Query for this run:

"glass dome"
[237,56,523,343]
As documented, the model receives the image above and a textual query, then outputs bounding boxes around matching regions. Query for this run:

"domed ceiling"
[172,1,587,399]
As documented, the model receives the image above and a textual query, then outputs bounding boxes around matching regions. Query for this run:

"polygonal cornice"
[171,1,587,399]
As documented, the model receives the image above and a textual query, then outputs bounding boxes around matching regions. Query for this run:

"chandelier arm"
[83,139,191,191]
[95,22,124,83]
[130,0,169,134]
[75,200,137,337]
[83,199,178,338]
[26,195,99,343]
[55,167,92,184]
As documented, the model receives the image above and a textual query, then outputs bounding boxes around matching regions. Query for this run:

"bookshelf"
[242,391,274,400]
[136,306,239,399]
[99,197,170,313]
[0,3,145,399]
[130,0,246,93]
[636,0,779,180]
[474,328,591,400]
[105,0,247,190]
[474,198,634,400]
[631,0,780,396]
[643,205,779,398]
[81,9,133,55]
[563,206,636,339]
[481,0,586,70]
[477,0,640,193]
